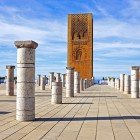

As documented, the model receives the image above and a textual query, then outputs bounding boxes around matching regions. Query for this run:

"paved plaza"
[0,84,140,140]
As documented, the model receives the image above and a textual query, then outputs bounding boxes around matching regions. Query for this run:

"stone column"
[62,74,66,87]
[111,78,115,88]
[124,75,130,94]
[43,75,46,85]
[6,66,15,96]
[46,77,48,85]
[51,82,62,104]
[37,74,41,86]
[92,77,94,85]
[84,79,87,90]
[80,78,84,91]
[49,72,54,89]
[74,71,80,94]
[56,73,61,82]
[15,40,38,121]
[40,76,45,90]
[131,67,139,98]
[120,74,125,92]
[66,67,74,97]
[116,79,120,90]
[115,78,117,89]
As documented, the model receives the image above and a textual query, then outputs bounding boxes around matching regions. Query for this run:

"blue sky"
[0,0,139,79]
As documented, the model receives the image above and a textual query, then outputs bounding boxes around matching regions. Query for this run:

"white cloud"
[94,17,140,39]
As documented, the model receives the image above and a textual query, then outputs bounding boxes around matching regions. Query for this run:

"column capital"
[66,67,74,70]
[14,40,38,49]
[49,72,54,74]
[131,66,140,70]
[6,65,15,69]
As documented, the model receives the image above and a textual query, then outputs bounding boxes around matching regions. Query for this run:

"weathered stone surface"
[56,73,61,82]
[17,67,35,82]
[62,74,66,87]
[124,75,130,94]
[66,67,74,97]
[16,97,35,110]
[116,78,120,90]
[37,75,41,86]
[16,48,35,64]
[51,82,62,104]
[49,72,55,89]
[40,76,45,90]
[80,78,84,91]
[74,71,80,93]
[6,66,15,96]
[131,67,139,98]
[120,74,125,92]
[17,83,35,97]
[15,40,38,121]
[14,40,38,49]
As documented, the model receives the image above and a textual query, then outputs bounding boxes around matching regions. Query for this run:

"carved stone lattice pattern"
[71,15,88,40]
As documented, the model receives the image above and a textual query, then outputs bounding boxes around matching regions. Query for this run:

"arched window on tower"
[75,49,82,61]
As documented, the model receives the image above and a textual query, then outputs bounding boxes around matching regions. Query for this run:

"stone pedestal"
[56,73,61,82]
[66,67,74,97]
[116,79,120,90]
[124,75,131,94]
[49,72,54,89]
[131,67,139,98]
[80,78,84,91]
[6,66,15,96]
[15,40,38,121]
[40,76,45,90]
[37,74,41,86]
[120,74,125,92]
[51,82,62,104]
[74,71,80,93]
[62,74,66,87]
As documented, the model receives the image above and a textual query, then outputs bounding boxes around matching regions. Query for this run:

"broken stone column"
[115,78,117,89]
[15,40,38,121]
[111,78,115,88]
[80,78,84,91]
[56,73,61,82]
[124,75,131,94]
[43,75,46,85]
[62,74,66,87]
[84,79,87,89]
[66,67,74,97]
[51,82,62,104]
[6,66,15,96]
[131,66,139,98]
[49,72,54,89]
[74,71,80,93]
[46,77,48,85]
[120,74,125,92]
[40,76,45,90]
[116,78,120,90]
[37,74,41,86]
[92,77,94,85]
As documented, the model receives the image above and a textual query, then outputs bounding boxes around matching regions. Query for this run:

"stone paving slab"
[0,84,140,140]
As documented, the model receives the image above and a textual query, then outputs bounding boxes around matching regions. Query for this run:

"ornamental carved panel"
[67,13,93,79]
